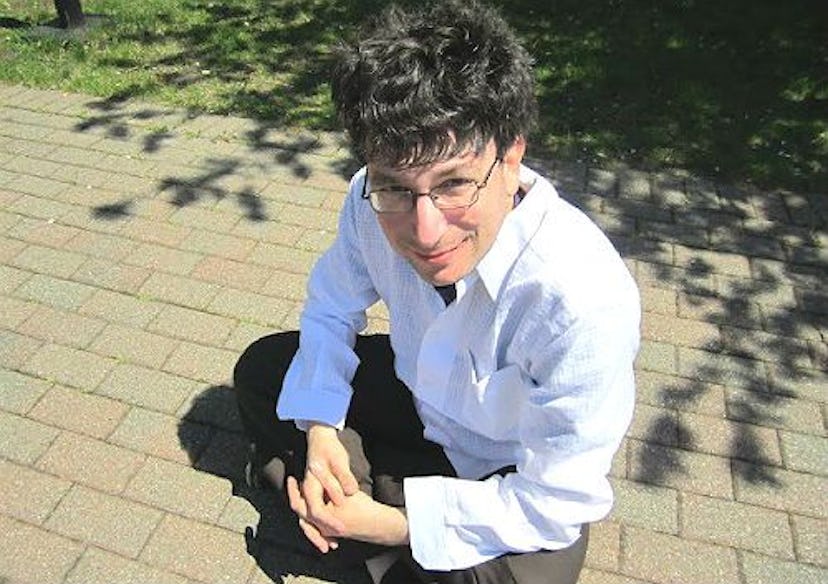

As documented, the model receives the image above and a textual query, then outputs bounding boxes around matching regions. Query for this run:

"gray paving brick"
[0,264,32,294]
[261,269,308,301]
[66,547,191,584]
[791,515,828,567]
[740,551,827,584]
[0,294,38,329]
[6,215,81,247]
[639,285,678,316]
[678,347,768,391]
[140,514,255,584]
[718,325,813,369]
[682,493,794,558]
[178,384,243,433]
[119,216,193,247]
[635,370,727,417]
[29,384,128,438]
[628,440,734,499]
[109,406,211,464]
[628,403,680,447]
[0,369,51,414]
[73,256,153,294]
[0,329,42,369]
[18,304,107,348]
[163,341,238,384]
[584,521,621,573]
[13,273,97,310]
[579,568,650,584]
[6,173,70,198]
[223,321,273,351]
[726,387,824,435]
[22,342,115,390]
[180,227,256,261]
[168,204,241,232]
[732,461,827,518]
[0,410,59,464]
[123,242,204,275]
[231,218,305,246]
[678,411,782,465]
[779,431,828,475]
[46,484,164,558]
[139,271,222,310]
[765,364,828,403]
[673,245,752,278]
[0,458,71,523]
[90,323,180,368]
[207,287,293,327]
[248,241,319,275]
[677,291,766,330]
[621,525,739,584]
[295,228,336,252]
[96,362,198,413]
[0,234,28,263]
[125,457,232,522]
[148,304,235,345]
[11,243,87,278]
[0,514,85,584]
[635,340,678,375]
[609,478,678,534]
[79,288,164,328]
[191,255,274,292]
[36,431,145,494]
[642,312,719,349]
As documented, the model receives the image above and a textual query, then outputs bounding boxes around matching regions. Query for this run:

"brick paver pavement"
[1,83,825,584]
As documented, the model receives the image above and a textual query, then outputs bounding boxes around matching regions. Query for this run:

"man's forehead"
[367,142,492,179]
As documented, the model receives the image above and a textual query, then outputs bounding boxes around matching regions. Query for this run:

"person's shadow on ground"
[177,367,370,583]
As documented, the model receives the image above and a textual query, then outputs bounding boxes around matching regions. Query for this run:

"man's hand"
[304,423,359,504]
[287,475,409,552]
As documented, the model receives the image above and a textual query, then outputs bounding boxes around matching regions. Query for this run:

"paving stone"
[584,521,621,572]
[36,431,145,494]
[740,551,827,584]
[66,547,191,584]
[628,440,734,499]
[163,341,238,384]
[95,362,197,414]
[0,514,85,584]
[635,370,726,417]
[764,364,828,403]
[178,384,243,434]
[0,369,51,414]
[641,313,718,349]
[732,461,827,518]
[621,525,739,584]
[261,269,309,301]
[677,291,766,330]
[0,294,38,329]
[0,263,32,294]
[717,324,813,369]
[231,218,305,246]
[79,288,164,327]
[45,483,163,558]
[119,216,193,247]
[791,515,828,567]
[0,234,28,263]
[6,173,70,198]
[681,493,793,558]
[148,304,236,345]
[125,457,232,522]
[6,215,81,246]
[180,227,256,261]
[678,347,768,392]
[609,478,678,534]
[191,255,274,292]
[141,514,255,584]
[635,340,678,375]
[0,458,72,523]
[0,329,43,369]
[677,411,782,465]
[0,410,59,464]
[295,228,336,252]
[639,285,678,316]
[673,245,752,278]
[63,228,137,263]
[22,342,115,390]
[73,256,153,294]
[90,323,180,368]
[208,288,293,327]
[13,273,97,310]
[11,242,87,278]
[726,387,824,435]
[18,304,107,348]
[123,242,204,275]
[29,384,128,438]
[224,321,274,352]
[628,403,680,447]
[779,431,828,475]
[109,406,212,465]
[578,568,650,584]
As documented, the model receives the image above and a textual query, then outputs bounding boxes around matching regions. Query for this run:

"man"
[234,2,640,583]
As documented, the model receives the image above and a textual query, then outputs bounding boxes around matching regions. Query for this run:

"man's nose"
[412,195,447,248]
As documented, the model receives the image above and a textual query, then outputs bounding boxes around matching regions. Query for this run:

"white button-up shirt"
[277,165,640,570]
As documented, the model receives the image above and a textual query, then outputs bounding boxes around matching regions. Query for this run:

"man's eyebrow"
[369,156,478,186]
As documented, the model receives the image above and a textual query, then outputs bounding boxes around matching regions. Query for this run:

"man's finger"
[286,476,307,517]
[331,462,359,497]
[307,459,346,505]
[298,517,333,553]
[301,473,346,534]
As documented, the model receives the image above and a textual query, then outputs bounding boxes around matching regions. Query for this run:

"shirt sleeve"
[276,171,380,429]
[404,297,640,570]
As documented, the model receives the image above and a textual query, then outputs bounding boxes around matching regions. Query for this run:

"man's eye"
[438,178,472,189]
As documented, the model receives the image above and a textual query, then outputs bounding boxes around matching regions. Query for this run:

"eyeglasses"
[362,157,502,214]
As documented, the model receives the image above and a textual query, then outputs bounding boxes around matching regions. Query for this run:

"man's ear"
[502,136,526,191]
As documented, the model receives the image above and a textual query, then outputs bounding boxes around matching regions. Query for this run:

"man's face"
[367,139,526,286]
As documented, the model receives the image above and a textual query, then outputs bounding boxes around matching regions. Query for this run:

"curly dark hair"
[331,0,538,166]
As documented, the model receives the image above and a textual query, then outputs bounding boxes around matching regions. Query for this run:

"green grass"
[1,0,826,191]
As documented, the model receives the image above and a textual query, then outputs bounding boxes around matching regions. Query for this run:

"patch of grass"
[1,0,825,190]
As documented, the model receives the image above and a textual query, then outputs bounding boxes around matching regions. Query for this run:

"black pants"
[234,332,588,584]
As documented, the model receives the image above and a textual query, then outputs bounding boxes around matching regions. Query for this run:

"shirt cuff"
[404,475,453,570]
[276,386,350,430]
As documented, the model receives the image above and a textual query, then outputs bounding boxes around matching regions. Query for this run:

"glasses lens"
[371,191,410,213]
[432,182,478,209]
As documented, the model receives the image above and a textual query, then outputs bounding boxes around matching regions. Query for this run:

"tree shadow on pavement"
[552,162,826,495]
[177,385,370,584]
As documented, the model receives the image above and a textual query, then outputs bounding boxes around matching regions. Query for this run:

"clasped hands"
[286,423,409,553]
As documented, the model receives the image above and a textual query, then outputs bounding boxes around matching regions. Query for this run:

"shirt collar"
[470,165,559,300]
